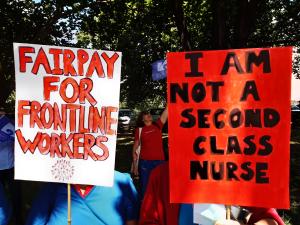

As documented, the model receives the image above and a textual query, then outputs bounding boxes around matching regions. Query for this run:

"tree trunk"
[234,0,262,48]
[170,0,192,51]
[211,0,228,49]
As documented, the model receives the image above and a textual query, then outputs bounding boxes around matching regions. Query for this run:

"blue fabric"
[179,204,198,225]
[0,183,11,225]
[139,159,164,198]
[151,59,167,81]
[0,115,14,170]
[0,116,14,142]
[0,168,22,224]
[26,172,139,225]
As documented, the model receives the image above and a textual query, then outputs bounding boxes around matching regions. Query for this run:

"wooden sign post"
[68,184,71,225]
[226,205,231,220]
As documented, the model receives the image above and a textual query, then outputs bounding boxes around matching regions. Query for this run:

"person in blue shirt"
[0,111,22,225]
[0,182,11,225]
[26,171,139,225]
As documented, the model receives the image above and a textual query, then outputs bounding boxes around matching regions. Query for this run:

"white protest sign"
[14,43,121,186]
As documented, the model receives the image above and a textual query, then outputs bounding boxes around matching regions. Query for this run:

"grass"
[7,128,300,224]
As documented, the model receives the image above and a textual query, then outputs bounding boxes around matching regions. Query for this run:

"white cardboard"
[13,43,121,186]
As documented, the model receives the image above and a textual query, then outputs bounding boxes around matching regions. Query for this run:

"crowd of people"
[0,107,286,225]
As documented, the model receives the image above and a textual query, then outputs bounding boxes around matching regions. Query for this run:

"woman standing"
[132,107,168,198]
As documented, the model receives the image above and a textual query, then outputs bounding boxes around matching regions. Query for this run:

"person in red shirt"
[139,162,285,225]
[132,107,168,198]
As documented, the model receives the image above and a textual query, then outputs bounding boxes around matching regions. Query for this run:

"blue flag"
[151,59,167,81]
[0,116,14,142]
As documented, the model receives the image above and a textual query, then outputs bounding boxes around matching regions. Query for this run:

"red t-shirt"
[73,185,94,198]
[135,119,165,160]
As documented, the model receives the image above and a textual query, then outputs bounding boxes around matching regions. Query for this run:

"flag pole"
[68,183,72,225]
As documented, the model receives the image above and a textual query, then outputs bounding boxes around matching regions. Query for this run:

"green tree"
[77,0,180,109]
[77,0,300,109]
[2,0,299,107]
[0,0,87,110]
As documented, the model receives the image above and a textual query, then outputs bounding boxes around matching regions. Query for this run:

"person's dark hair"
[136,111,150,127]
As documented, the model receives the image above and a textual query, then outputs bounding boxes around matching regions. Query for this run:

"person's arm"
[159,106,168,125]
[126,220,138,225]
[254,219,278,225]
[246,207,284,225]
[132,128,141,159]
[215,219,278,225]
[25,183,56,225]
[132,139,139,162]
[132,128,140,175]
[215,206,284,225]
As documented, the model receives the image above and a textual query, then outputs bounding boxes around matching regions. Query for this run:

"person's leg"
[151,160,164,170]
[138,160,152,199]
[138,160,165,199]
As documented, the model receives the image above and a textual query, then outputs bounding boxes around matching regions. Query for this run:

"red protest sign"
[167,47,292,209]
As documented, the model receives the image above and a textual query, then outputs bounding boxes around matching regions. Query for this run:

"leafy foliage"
[77,0,300,109]
[0,0,87,110]
[77,0,179,109]
[1,0,299,109]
